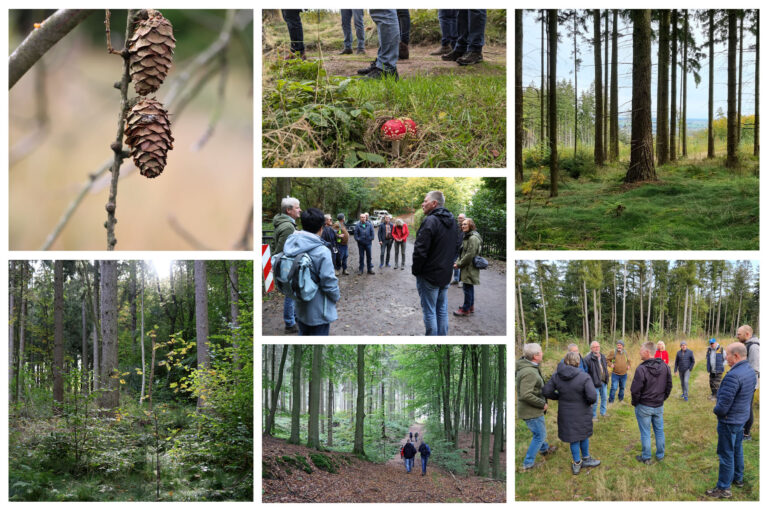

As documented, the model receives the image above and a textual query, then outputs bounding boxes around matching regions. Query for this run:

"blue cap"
[709,338,717,344]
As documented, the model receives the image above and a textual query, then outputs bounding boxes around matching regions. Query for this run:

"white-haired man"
[273,197,301,333]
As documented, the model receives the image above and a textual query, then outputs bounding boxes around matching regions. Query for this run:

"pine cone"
[125,98,174,178]
[127,10,176,96]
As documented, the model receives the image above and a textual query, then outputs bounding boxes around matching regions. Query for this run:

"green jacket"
[273,213,296,254]
[455,231,482,285]
[516,357,547,420]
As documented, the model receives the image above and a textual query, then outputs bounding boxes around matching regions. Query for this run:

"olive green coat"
[273,213,296,254]
[455,231,482,285]
[516,357,547,420]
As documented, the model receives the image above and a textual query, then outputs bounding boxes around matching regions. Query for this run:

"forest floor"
[515,156,759,250]
[262,237,507,336]
[262,422,506,502]
[515,339,760,501]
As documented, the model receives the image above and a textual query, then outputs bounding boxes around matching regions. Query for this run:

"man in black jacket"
[631,341,672,465]
[403,440,417,473]
[673,341,696,401]
[585,341,609,420]
[412,191,458,336]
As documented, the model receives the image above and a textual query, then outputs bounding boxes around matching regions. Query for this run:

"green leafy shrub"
[309,453,338,473]
[560,152,596,179]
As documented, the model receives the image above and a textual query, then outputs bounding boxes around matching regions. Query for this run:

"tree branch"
[9,9,93,89]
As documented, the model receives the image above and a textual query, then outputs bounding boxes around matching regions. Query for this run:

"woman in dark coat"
[542,351,602,475]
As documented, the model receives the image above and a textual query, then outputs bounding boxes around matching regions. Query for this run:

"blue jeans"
[405,457,415,473]
[717,420,745,489]
[679,369,691,399]
[635,404,665,460]
[281,10,304,53]
[396,9,411,44]
[341,9,365,50]
[369,9,399,72]
[455,9,486,53]
[438,9,459,47]
[592,382,608,417]
[461,283,474,311]
[522,415,550,468]
[357,242,373,271]
[380,239,393,266]
[283,296,296,328]
[569,438,590,463]
[609,373,627,402]
[453,266,460,282]
[416,276,449,336]
[421,456,428,474]
[335,244,348,270]
[297,321,330,336]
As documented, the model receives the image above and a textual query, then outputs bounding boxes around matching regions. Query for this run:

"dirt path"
[387,422,427,468]
[304,44,506,79]
[262,237,507,336]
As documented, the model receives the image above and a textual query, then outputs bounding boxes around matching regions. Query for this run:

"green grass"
[516,154,759,250]
[515,343,759,501]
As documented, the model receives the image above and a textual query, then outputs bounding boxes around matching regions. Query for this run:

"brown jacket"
[607,349,630,376]
[333,223,349,246]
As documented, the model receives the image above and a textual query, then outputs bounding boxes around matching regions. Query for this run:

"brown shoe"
[430,44,452,55]
[399,41,409,60]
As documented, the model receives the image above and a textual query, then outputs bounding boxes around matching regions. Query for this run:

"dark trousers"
[710,372,723,396]
[297,321,330,336]
[335,245,348,270]
[455,9,486,53]
[744,392,755,435]
[396,9,411,44]
[281,10,305,53]
[438,9,459,47]
[461,283,474,311]
[358,242,373,271]
[380,239,393,266]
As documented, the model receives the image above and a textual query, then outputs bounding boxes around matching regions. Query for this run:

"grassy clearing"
[515,337,759,501]
[516,154,759,250]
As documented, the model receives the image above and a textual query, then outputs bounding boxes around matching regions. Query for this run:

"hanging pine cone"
[127,10,176,96]
[124,98,174,178]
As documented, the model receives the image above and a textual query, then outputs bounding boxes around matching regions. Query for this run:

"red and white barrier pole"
[262,244,274,293]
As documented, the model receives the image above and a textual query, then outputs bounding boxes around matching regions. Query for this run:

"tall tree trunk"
[593,10,604,166]
[492,345,505,479]
[683,10,689,156]
[626,10,657,182]
[656,11,670,166]
[99,261,119,412]
[622,262,627,337]
[265,345,289,435]
[646,270,653,336]
[289,345,303,444]
[574,14,579,157]
[441,346,453,442]
[53,261,64,411]
[670,10,678,161]
[81,294,88,395]
[478,345,491,476]
[353,345,366,456]
[327,372,334,446]
[737,13,743,145]
[307,345,323,449]
[541,11,546,149]
[604,11,609,154]
[9,263,16,400]
[755,10,760,156]
[548,9,559,196]
[194,261,210,411]
[139,262,146,404]
[726,10,739,167]
[538,266,549,349]
[592,287,599,341]
[516,275,527,345]
[515,10,524,180]
[708,10,715,158]
[229,261,240,369]
[610,9,619,160]
[582,279,590,342]
[471,347,480,467]
[453,346,467,448]
[16,264,27,403]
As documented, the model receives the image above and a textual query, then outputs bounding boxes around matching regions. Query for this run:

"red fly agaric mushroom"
[381,119,407,157]
[400,117,418,138]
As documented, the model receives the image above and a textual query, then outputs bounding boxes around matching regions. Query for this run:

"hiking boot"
[335,269,340,276]
[441,49,464,61]
[399,41,409,60]
[469,306,475,314]
[743,433,753,441]
[582,456,601,468]
[284,324,298,334]
[733,480,745,488]
[363,67,399,80]
[401,266,404,270]
[355,48,366,55]
[393,265,398,269]
[635,455,653,465]
[430,44,453,55]
[457,51,483,66]
[357,60,378,75]
[342,269,349,275]
[705,487,732,499]
[541,445,558,456]
[571,460,582,475]
[340,47,353,55]
[453,308,470,317]
[367,270,376,275]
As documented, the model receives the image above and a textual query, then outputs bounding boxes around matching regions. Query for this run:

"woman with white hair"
[392,218,409,270]
[655,341,670,365]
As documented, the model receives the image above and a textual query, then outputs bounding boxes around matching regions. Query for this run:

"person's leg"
[386,240,392,265]
[339,245,348,271]
[617,374,627,402]
[635,404,652,460]
[467,283,474,308]
[455,10,469,54]
[734,422,745,482]
[283,296,296,328]
[422,456,428,474]
[352,10,365,50]
[379,243,385,267]
[569,441,582,463]
[453,266,460,283]
[369,9,399,72]
[416,277,439,335]
[394,241,401,267]
[744,394,754,436]
[340,10,353,50]
[609,374,618,402]
[466,9,487,52]
[444,9,459,46]
[523,416,548,467]
[682,369,691,399]
[357,242,365,272]
[436,284,450,335]
[716,420,737,489]
[651,407,665,460]
[281,10,305,53]
[365,243,373,271]
[396,10,411,44]
[461,283,472,312]
[600,384,608,416]
[580,438,590,459]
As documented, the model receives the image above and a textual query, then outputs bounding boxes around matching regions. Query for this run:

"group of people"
[516,326,759,499]
[400,431,431,476]
[279,9,488,80]
[270,190,484,336]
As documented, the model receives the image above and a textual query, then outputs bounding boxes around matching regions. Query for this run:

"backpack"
[420,443,431,457]
[272,251,318,302]
[469,233,488,269]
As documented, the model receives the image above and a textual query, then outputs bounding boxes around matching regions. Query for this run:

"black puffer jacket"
[542,362,597,443]
[585,351,609,387]
[412,207,458,287]
[403,441,417,458]
[630,358,672,407]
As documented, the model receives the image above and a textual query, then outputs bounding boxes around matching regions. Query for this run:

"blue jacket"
[353,221,374,245]
[706,345,725,374]
[713,359,757,425]
[377,221,394,243]
[674,349,695,374]
[282,231,340,326]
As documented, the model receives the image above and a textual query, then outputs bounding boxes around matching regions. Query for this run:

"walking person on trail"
[418,440,431,476]
[409,431,413,441]
[414,431,419,442]
[403,440,417,473]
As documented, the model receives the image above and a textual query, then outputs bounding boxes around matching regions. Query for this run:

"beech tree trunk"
[265,345,288,435]
[194,261,210,411]
[99,260,119,412]
[353,345,366,456]
[492,345,505,479]
[289,345,302,444]
[53,261,64,410]
[478,345,491,476]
